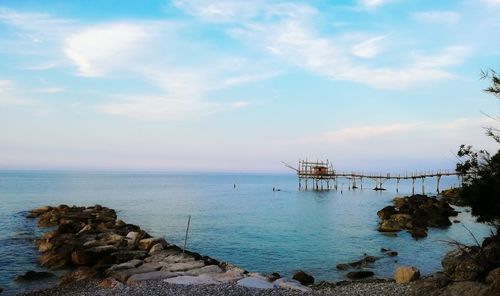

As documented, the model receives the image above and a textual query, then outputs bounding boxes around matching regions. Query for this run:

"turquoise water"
[0,171,493,294]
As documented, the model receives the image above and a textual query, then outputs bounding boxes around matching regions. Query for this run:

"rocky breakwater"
[26,204,312,292]
[377,194,458,239]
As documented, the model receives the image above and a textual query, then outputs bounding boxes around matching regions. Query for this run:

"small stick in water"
[183,215,191,253]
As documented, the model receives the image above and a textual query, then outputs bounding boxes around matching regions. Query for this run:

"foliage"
[455,70,500,224]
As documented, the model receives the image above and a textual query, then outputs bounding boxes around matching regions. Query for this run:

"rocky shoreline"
[16,204,315,295]
[9,197,500,296]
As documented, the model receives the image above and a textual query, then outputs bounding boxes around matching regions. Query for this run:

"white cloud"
[358,0,397,9]
[97,95,216,120]
[0,80,39,106]
[172,0,263,22]
[64,23,150,77]
[413,11,461,25]
[231,101,251,108]
[352,34,389,58]
[321,123,419,142]
[34,87,64,93]
[0,7,74,36]
[482,0,500,7]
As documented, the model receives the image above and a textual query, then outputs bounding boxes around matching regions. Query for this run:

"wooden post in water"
[412,177,416,195]
[396,177,400,193]
[421,177,425,194]
[183,215,191,253]
[436,175,441,193]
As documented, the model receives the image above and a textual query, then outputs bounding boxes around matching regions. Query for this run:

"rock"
[149,243,164,254]
[38,241,54,253]
[439,281,486,296]
[99,277,124,289]
[392,197,406,209]
[162,260,205,272]
[378,219,401,232]
[453,220,460,223]
[111,250,147,263]
[482,280,500,296]
[127,271,179,285]
[138,237,167,251]
[106,259,144,273]
[59,266,97,285]
[346,271,374,279]
[268,272,281,282]
[71,250,94,266]
[386,251,398,257]
[164,275,220,285]
[394,266,420,283]
[109,263,163,282]
[483,242,500,264]
[237,277,274,289]
[272,278,312,292]
[38,252,70,269]
[452,258,485,281]
[441,246,485,282]
[184,265,224,276]
[486,267,500,284]
[15,270,54,282]
[126,232,139,246]
[377,206,397,219]
[336,263,350,270]
[347,255,380,268]
[391,213,413,226]
[410,228,428,239]
[292,270,314,285]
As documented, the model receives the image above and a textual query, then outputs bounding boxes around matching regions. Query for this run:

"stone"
[346,271,374,279]
[378,219,401,232]
[410,228,428,239]
[272,278,312,292]
[386,251,398,257]
[439,281,486,296]
[126,232,139,245]
[127,271,179,285]
[377,206,397,219]
[109,263,163,282]
[442,247,481,279]
[38,252,70,269]
[237,277,274,289]
[292,270,314,285]
[486,267,500,284]
[184,265,224,276]
[164,275,220,285]
[392,197,406,209]
[482,280,500,296]
[391,213,413,225]
[394,266,420,283]
[59,266,97,285]
[38,241,54,253]
[138,237,167,251]
[210,267,245,283]
[149,243,164,254]
[162,260,205,272]
[111,250,147,263]
[336,264,349,270]
[71,250,94,266]
[15,270,54,282]
[106,259,144,272]
[99,277,124,289]
[452,258,485,281]
[268,272,281,282]
[483,242,500,264]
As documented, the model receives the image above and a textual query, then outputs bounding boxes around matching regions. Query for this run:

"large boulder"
[59,266,97,285]
[378,219,401,232]
[292,271,314,285]
[394,266,420,283]
[346,271,374,279]
[442,247,484,281]
[15,270,54,282]
[377,206,397,219]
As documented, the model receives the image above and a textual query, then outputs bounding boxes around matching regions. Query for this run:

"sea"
[0,170,493,294]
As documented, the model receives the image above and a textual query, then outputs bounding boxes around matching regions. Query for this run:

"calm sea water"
[0,171,493,294]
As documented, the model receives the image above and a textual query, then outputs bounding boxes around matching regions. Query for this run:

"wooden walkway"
[284,160,462,194]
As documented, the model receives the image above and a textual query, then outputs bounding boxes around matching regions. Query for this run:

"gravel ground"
[18,279,415,296]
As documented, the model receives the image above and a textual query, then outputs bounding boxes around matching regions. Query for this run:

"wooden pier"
[283,159,462,194]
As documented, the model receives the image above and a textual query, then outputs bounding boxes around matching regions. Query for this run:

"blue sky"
[0,0,499,172]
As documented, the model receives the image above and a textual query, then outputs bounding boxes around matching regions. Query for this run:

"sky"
[0,0,499,173]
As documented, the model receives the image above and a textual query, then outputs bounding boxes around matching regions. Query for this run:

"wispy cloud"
[352,34,389,58]
[413,11,461,25]
[482,0,500,7]
[357,0,397,9]
[34,87,64,93]
[0,80,39,106]
[64,23,151,77]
